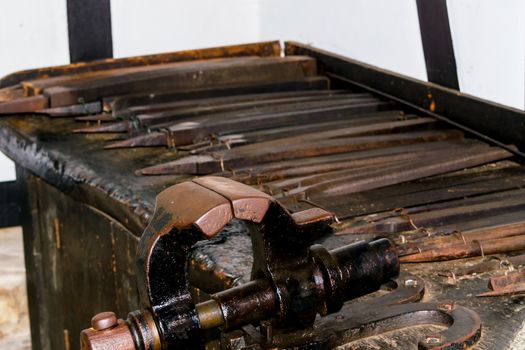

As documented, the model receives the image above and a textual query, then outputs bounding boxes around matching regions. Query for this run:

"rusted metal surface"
[81,177,401,349]
[0,55,315,113]
[2,42,525,349]
[284,41,525,157]
[477,270,525,297]
[0,95,47,114]
[81,320,136,350]
[234,274,481,350]
[0,41,281,88]
[91,312,118,331]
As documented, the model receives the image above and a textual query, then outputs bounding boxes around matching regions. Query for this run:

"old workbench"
[1,42,525,349]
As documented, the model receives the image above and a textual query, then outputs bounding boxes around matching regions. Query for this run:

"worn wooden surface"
[1,43,525,349]
[2,110,525,349]
[16,170,139,350]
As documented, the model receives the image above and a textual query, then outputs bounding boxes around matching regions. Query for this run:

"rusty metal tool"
[80,176,400,349]
[220,140,475,184]
[0,55,318,113]
[101,101,394,148]
[264,144,508,197]
[477,269,525,297]
[106,77,330,118]
[439,254,525,280]
[400,235,525,263]
[136,130,463,176]
[303,146,512,198]
[237,274,481,350]
[35,78,331,118]
[120,90,359,117]
[74,92,377,133]
[42,56,318,108]
[0,41,281,89]
[343,188,525,236]
[315,164,525,220]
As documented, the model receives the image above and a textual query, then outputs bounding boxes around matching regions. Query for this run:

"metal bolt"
[404,279,418,287]
[91,311,118,331]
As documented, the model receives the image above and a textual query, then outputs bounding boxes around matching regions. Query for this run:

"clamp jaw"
[81,176,399,349]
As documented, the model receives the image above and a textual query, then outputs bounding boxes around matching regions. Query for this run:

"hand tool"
[80,176,400,349]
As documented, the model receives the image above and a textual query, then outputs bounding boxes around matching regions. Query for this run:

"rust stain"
[427,92,436,112]
[430,99,436,112]
[54,217,61,250]
[110,225,117,274]
[63,329,70,350]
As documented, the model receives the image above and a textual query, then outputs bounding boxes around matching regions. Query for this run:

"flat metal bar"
[136,130,463,175]
[285,41,525,157]
[0,41,281,88]
[76,92,367,133]
[103,101,393,148]
[45,57,318,107]
[312,164,525,219]
[303,147,511,197]
[108,77,330,117]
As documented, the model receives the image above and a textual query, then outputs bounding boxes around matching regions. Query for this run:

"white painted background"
[1,0,524,180]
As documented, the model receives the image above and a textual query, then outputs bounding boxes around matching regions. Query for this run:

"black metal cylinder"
[331,238,399,300]
[210,238,398,332]
[310,238,399,314]
[212,279,278,330]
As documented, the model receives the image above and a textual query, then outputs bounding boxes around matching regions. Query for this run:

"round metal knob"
[91,311,118,331]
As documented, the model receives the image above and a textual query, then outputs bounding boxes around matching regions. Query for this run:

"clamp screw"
[91,311,118,331]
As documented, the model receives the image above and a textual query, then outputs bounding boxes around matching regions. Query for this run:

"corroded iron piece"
[237,274,481,350]
[81,176,401,349]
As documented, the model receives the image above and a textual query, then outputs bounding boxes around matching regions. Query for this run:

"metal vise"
[80,176,399,349]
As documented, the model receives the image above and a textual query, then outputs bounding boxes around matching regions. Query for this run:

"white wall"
[0,153,15,182]
[0,0,69,79]
[258,0,428,81]
[0,0,70,181]
[110,0,260,58]
[110,0,429,81]
[448,0,525,110]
